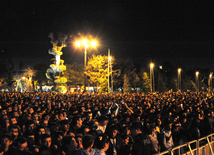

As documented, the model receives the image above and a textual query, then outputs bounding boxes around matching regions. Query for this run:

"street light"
[209,73,213,92]
[150,63,155,92]
[75,39,97,92]
[196,71,199,91]
[108,49,112,93]
[178,68,181,91]
[111,57,113,93]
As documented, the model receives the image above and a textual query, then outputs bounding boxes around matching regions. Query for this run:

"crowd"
[0,91,214,155]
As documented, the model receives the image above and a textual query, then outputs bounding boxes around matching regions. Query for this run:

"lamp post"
[196,71,199,92]
[75,39,97,92]
[209,73,213,92]
[108,53,112,93]
[108,49,110,93]
[111,56,113,93]
[178,68,181,91]
[150,63,154,92]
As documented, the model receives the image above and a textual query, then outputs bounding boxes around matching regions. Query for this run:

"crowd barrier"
[155,133,214,155]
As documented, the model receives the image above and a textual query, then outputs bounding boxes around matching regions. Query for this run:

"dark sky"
[1,0,214,70]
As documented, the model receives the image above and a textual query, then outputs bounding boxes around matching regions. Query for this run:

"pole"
[108,49,110,93]
[111,58,113,93]
[153,68,155,92]
[196,72,199,92]
[178,69,181,91]
[84,46,87,92]
[178,70,179,90]
[211,75,212,92]
[210,74,212,92]
[150,66,152,92]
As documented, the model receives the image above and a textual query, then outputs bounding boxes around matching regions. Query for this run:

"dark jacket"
[131,133,152,155]
[106,135,122,155]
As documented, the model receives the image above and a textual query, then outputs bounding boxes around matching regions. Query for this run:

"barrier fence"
[155,133,214,155]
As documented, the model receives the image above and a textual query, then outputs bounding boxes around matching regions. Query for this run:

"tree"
[157,73,167,92]
[64,63,84,87]
[123,74,131,93]
[0,78,6,90]
[182,76,197,91]
[113,59,139,90]
[141,72,150,92]
[86,54,114,92]
[34,63,49,91]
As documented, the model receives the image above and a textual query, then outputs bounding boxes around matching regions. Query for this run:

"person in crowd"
[94,134,109,155]
[9,124,20,141]
[76,134,98,155]
[76,133,83,150]
[24,120,35,138]
[130,121,152,155]
[1,133,13,155]
[61,135,78,155]
[189,118,201,140]
[9,116,18,125]
[160,121,174,152]
[32,112,39,125]
[27,133,35,152]
[41,134,52,149]
[34,125,46,146]
[13,136,32,155]
[148,124,160,154]
[83,111,93,126]
[71,115,83,134]
[119,134,132,155]
[106,124,122,155]
[51,131,64,151]
[59,119,70,136]
[97,115,108,134]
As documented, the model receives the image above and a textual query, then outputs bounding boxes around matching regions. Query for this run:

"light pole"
[75,39,97,92]
[196,71,199,91]
[150,63,154,92]
[178,68,181,91]
[209,73,213,92]
[108,52,112,93]
[111,56,113,93]
[108,49,110,93]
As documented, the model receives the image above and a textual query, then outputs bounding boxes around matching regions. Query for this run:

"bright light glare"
[82,40,87,45]
[150,63,154,68]
[178,68,181,72]
[91,41,97,46]
[75,42,81,46]
[196,71,199,76]
[108,56,111,60]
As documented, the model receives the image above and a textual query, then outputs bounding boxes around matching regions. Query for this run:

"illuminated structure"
[195,71,199,91]
[150,63,155,92]
[178,68,181,91]
[75,37,97,91]
[209,73,213,92]
[46,33,67,93]
[16,76,26,92]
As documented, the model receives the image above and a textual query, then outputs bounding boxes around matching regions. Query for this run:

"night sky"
[1,0,214,70]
